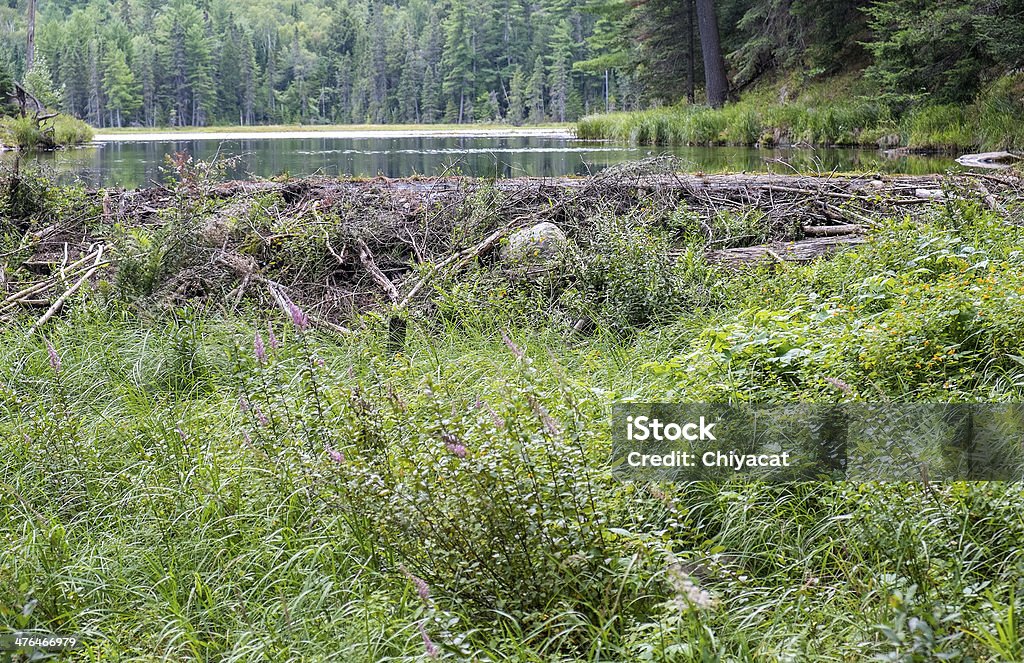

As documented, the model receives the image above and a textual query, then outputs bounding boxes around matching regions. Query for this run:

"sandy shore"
[93,127,576,142]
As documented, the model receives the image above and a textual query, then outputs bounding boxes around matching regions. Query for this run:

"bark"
[26,0,37,71]
[695,0,728,108]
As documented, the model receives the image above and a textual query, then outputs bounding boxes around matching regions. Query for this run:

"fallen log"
[706,236,866,267]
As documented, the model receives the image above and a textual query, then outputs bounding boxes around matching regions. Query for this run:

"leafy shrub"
[561,211,712,332]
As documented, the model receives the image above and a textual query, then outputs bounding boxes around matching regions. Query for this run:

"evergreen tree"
[526,55,545,122]
[547,19,573,122]
[103,48,140,126]
[507,65,526,125]
[440,0,475,123]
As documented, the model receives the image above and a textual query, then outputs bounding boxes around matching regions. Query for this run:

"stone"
[501,222,567,267]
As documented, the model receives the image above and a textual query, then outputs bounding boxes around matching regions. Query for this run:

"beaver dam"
[2,160,1021,335]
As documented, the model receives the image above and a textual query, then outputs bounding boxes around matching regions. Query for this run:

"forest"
[1,0,1023,128]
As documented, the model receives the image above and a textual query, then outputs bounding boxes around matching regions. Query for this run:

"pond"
[7,130,961,188]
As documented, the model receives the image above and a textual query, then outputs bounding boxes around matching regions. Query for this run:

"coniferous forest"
[1,0,1023,128]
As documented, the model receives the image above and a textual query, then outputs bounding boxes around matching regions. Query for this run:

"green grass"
[0,113,94,150]
[2,175,1024,660]
[579,73,1024,152]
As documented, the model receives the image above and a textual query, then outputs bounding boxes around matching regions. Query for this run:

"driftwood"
[706,236,866,267]
[956,151,1022,170]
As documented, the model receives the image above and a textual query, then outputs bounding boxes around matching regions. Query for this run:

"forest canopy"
[0,0,1023,128]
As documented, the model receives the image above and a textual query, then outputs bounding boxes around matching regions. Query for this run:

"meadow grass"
[579,73,1024,152]
[1,177,1024,660]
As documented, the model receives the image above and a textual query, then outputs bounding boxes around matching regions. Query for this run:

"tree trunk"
[687,0,695,104]
[26,0,37,71]
[695,0,728,108]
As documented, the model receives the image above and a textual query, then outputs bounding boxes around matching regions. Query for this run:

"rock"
[501,222,567,268]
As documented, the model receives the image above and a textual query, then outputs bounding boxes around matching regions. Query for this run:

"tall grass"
[579,73,1024,151]
[2,179,1024,660]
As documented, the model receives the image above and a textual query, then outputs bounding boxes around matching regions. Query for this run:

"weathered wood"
[802,223,862,237]
[707,236,865,267]
[956,151,1022,170]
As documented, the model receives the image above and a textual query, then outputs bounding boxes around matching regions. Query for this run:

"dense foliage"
[2,0,1023,128]
[1,0,609,127]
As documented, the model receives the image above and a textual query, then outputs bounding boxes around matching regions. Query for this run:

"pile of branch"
[2,165,1020,330]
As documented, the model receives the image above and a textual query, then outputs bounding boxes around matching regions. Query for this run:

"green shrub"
[0,113,93,150]
[49,114,94,146]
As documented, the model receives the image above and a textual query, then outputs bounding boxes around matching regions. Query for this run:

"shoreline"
[92,126,576,142]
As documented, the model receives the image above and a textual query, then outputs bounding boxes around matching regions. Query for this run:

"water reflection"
[5,135,961,188]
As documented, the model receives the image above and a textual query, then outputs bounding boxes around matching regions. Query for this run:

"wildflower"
[441,432,467,458]
[501,329,525,359]
[400,566,430,602]
[528,396,561,436]
[327,446,345,463]
[418,622,439,659]
[824,377,852,394]
[254,405,269,427]
[254,331,267,364]
[267,323,279,350]
[238,396,250,413]
[666,562,714,612]
[484,401,505,429]
[288,301,310,332]
[45,341,61,374]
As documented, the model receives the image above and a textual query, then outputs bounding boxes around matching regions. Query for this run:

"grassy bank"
[578,74,1024,152]
[0,114,94,150]
[2,167,1024,659]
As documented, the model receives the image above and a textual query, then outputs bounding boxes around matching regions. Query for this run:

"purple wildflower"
[418,622,439,659]
[484,401,505,429]
[267,323,279,350]
[254,331,267,364]
[500,329,525,359]
[441,432,467,458]
[45,341,61,374]
[528,396,561,436]
[254,405,269,427]
[288,301,310,332]
[327,446,345,463]
[400,566,431,602]
[238,396,250,413]
[825,377,853,394]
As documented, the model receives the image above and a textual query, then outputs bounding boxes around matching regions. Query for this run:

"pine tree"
[440,0,475,123]
[526,55,546,122]
[103,48,140,127]
[547,19,573,122]
[507,65,526,125]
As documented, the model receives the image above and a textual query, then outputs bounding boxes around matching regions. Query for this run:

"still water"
[10,133,959,188]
